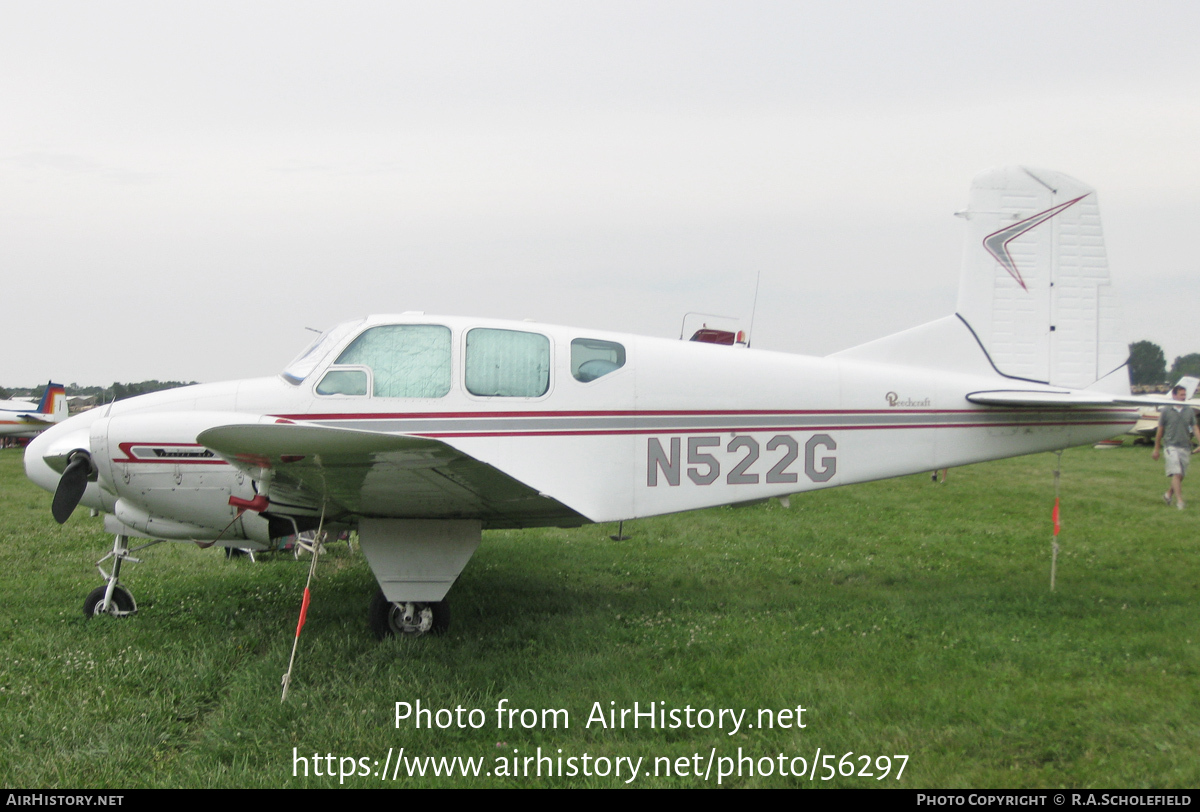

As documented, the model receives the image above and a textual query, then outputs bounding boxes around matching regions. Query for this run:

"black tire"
[368,589,450,640]
[83,585,135,618]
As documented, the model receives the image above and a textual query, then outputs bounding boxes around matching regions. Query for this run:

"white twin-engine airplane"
[1,382,67,439]
[27,167,1149,639]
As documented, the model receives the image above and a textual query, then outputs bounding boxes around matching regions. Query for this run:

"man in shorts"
[1152,385,1200,509]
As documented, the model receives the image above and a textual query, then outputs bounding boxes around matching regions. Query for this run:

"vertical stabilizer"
[36,382,68,420]
[956,167,1129,393]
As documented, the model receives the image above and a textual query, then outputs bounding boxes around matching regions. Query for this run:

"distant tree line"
[1,380,197,403]
[1128,341,1200,386]
[106,381,199,401]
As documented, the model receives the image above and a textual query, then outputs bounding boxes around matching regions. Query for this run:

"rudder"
[955,167,1129,393]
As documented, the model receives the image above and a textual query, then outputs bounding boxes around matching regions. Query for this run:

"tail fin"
[36,382,67,420]
[836,167,1130,395]
[955,166,1128,393]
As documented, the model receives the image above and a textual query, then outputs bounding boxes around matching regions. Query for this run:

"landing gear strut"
[83,534,162,619]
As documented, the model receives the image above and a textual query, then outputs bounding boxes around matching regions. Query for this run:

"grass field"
[1,442,1197,788]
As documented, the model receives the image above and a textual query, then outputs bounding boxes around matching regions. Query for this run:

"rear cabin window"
[571,338,626,382]
[465,328,550,397]
[333,325,451,398]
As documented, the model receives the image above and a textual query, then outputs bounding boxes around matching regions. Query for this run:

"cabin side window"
[465,328,550,397]
[333,325,452,398]
[315,367,370,396]
[571,338,626,382]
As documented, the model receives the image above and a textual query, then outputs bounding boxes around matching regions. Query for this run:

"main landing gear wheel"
[83,585,136,618]
[368,589,450,640]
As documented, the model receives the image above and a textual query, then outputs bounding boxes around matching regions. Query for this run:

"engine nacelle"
[89,411,270,543]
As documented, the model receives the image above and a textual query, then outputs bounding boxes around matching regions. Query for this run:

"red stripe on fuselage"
[272,408,1030,421]
[412,418,1134,439]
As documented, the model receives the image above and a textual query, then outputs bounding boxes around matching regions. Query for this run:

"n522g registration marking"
[647,434,837,487]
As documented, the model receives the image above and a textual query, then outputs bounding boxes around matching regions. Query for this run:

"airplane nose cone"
[24,423,64,494]
[24,410,100,495]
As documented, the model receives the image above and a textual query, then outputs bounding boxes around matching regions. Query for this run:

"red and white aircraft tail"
[34,382,68,418]
[0,381,68,439]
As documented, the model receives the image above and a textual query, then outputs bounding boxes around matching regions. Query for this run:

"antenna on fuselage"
[746,270,761,349]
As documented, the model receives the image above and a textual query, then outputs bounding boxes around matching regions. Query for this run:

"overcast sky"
[3,1,1199,387]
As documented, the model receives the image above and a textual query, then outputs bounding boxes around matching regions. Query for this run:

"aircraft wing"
[16,414,54,424]
[196,422,586,528]
[966,390,1177,408]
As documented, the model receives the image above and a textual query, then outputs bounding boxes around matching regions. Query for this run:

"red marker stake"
[296,587,311,637]
[1050,452,1063,592]
[282,512,325,702]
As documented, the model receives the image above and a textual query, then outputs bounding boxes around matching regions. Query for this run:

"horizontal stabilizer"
[966,390,1175,408]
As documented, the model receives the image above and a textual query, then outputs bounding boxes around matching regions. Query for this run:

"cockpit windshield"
[281,318,366,384]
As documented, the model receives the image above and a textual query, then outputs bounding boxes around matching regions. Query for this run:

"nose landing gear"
[83,534,163,619]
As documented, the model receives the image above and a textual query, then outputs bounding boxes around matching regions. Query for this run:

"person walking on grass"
[1152,385,1200,509]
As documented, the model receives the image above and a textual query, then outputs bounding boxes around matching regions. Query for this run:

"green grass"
[1,443,1197,788]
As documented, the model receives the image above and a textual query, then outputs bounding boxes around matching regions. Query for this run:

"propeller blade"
[52,453,91,524]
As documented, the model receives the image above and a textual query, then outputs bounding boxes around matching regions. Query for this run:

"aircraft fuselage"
[25,314,1136,548]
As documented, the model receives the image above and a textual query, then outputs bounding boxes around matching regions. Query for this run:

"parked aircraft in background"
[0,382,67,439]
[26,168,1159,639]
